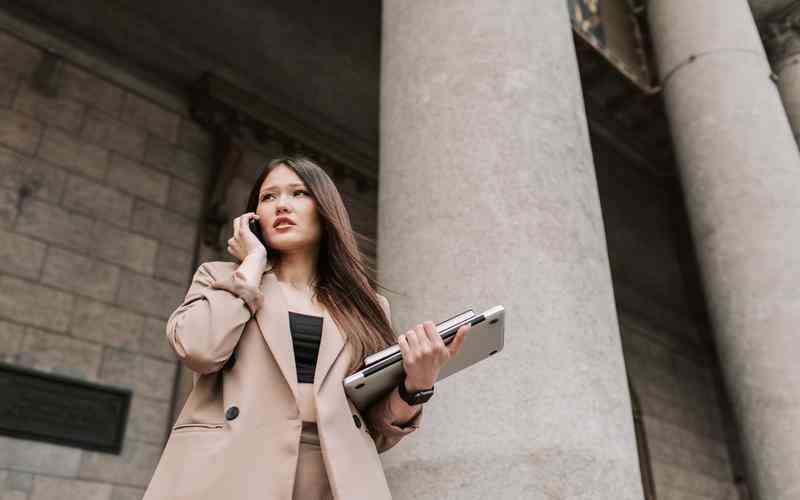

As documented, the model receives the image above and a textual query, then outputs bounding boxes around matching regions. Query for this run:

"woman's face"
[256,164,322,254]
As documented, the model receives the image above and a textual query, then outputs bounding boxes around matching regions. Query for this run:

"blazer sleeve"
[363,293,424,454]
[165,262,264,375]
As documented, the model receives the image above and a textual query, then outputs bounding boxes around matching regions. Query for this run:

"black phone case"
[249,219,265,245]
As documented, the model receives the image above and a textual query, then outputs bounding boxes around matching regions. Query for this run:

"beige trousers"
[293,383,332,499]
[292,422,332,500]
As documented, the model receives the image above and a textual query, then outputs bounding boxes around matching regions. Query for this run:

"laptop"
[343,305,505,411]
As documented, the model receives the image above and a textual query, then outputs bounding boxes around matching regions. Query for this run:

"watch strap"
[398,377,434,405]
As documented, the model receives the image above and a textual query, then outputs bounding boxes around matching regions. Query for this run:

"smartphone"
[249,218,266,246]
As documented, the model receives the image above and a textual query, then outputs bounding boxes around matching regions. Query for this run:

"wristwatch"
[398,376,434,405]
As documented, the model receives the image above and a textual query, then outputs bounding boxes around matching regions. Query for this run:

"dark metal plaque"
[0,362,131,454]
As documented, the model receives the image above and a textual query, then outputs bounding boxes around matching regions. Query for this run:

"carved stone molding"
[188,72,380,249]
[189,73,377,185]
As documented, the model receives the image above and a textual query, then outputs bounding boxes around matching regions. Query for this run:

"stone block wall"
[591,127,749,499]
[0,17,214,500]
[621,312,744,500]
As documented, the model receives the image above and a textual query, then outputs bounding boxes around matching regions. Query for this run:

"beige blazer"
[142,261,422,500]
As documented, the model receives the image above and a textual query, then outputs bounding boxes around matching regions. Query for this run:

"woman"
[142,156,469,500]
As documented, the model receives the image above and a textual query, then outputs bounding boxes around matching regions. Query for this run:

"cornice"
[189,72,381,251]
[189,72,378,190]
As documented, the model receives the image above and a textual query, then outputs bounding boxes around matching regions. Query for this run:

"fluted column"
[378,2,644,499]
[648,1,800,498]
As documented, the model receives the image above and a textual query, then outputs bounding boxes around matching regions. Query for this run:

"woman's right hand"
[226,212,266,262]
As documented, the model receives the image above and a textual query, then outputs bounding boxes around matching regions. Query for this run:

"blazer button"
[225,406,239,421]
[352,414,362,429]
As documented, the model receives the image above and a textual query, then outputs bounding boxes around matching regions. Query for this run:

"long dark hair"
[246,156,396,374]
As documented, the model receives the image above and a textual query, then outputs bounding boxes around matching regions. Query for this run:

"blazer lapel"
[314,306,346,395]
[253,272,299,403]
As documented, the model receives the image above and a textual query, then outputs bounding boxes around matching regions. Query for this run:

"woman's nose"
[275,193,292,210]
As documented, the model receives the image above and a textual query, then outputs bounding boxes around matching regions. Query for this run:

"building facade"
[0,1,797,499]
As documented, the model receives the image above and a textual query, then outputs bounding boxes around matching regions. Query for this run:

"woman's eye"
[260,190,307,202]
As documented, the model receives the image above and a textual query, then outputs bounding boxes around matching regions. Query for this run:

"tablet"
[343,305,505,411]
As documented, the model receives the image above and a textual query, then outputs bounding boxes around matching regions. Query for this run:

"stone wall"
[0,0,381,160]
[0,10,386,490]
[593,135,747,499]
[621,312,744,500]
[0,13,214,500]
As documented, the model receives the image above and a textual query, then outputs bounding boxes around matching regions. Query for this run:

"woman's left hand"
[398,321,470,391]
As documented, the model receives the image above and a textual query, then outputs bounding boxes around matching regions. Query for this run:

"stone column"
[647,1,800,498]
[378,2,644,499]
[764,7,800,145]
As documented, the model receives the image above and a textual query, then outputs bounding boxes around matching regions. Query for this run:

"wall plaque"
[0,362,131,454]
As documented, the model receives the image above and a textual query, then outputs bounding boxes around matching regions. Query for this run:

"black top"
[288,311,323,384]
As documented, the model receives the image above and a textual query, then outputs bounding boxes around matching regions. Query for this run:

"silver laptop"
[343,305,505,411]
